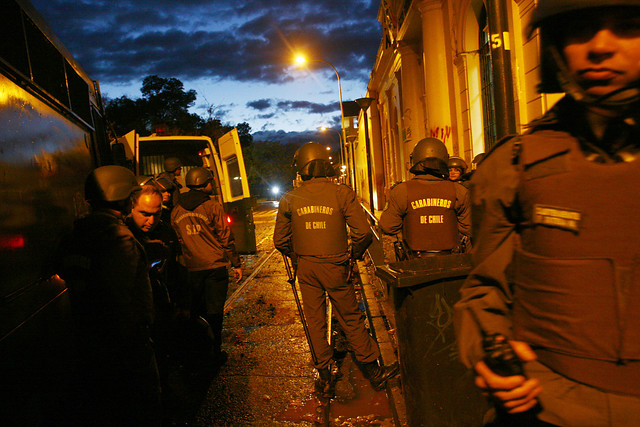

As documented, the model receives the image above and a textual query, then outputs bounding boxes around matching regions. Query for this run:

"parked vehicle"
[114,128,257,253]
[0,0,112,424]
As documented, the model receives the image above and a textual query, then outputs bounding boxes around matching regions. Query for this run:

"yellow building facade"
[352,0,564,211]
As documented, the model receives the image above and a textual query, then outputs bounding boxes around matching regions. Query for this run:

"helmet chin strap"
[550,46,640,110]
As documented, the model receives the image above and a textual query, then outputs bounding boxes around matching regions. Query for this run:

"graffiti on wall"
[430,125,451,144]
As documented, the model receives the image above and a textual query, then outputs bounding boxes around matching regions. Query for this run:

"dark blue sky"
[30,0,382,142]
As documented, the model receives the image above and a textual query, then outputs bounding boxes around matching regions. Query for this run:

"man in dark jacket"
[274,142,398,395]
[454,2,640,425]
[379,138,471,258]
[171,167,242,367]
[58,165,160,426]
[126,184,183,388]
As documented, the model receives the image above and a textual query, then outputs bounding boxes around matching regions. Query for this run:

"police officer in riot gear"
[379,138,471,258]
[455,1,640,425]
[447,156,467,182]
[58,165,160,425]
[471,153,485,169]
[171,167,242,368]
[156,176,177,223]
[459,153,485,187]
[162,157,183,180]
[274,142,399,395]
[157,157,183,205]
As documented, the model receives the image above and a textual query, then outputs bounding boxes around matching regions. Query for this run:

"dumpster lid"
[375,253,472,288]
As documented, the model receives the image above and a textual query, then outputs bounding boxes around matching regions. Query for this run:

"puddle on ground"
[276,365,393,426]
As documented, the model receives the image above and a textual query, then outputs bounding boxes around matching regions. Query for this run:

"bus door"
[217,128,256,254]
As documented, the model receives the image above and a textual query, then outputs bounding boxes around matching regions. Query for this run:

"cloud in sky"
[30,0,381,138]
[247,99,272,111]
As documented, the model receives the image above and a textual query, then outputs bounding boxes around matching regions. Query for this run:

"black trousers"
[296,257,380,369]
[188,267,229,353]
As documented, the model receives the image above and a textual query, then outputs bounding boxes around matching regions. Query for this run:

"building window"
[479,7,497,149]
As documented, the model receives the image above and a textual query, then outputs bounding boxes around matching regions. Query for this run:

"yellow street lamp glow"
[326,146,331,151]
[292,55,351,187]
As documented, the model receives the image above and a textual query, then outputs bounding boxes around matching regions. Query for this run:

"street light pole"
[320,126,344,177]
[295,56,351,187]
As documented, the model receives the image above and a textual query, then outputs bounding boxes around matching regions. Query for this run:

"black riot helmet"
[471,153,486,170]
[530,0,640,106]
[85,165,139,205]
[447,157,467,174]
[293,141,335,179]
[529,0,640,29]
[155,177,176,193]
[409,138,449,177]
[164,157,182,173]
[185,167,213,188]
[136,175,156,187]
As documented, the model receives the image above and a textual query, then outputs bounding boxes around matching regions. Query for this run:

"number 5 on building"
[491,32,510,51]
[491,33,502,49]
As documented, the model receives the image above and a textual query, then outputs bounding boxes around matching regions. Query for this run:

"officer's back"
[379,137,471,257]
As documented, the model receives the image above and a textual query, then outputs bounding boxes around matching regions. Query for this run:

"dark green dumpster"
[376,254,488,426]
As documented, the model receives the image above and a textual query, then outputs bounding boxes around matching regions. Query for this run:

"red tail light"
[226,215,232,224]
[0,235,26,250]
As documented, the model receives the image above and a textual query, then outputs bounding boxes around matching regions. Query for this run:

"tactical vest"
[289,181,348,256]
[511,131,640,396]
[403,179,458,251]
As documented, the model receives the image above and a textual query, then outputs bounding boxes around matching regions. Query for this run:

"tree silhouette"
[105,75,201,136]
[104,76,297,199]
[140,75,200,134]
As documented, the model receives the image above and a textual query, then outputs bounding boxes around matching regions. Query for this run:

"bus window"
[225,155,243,198]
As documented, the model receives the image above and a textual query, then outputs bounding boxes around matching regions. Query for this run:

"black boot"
[315,368,333,398]
[315,361,341,399]
[207,313,225,355]
[361,361,400,391]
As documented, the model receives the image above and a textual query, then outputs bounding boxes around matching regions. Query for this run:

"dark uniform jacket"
[171,189,241,271]
[126,217,183,313]
[126,217,179,266]
[58,209,154,352]
[379,174,470,251]
[58,209,160,423]
[455,96,640,397]
[273,177,373,263]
